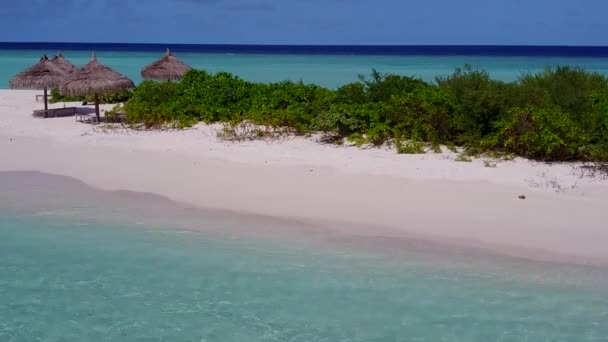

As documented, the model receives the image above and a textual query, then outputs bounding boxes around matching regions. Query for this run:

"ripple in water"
[1,211,608,342]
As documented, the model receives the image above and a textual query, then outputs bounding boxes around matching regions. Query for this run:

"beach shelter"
[51,52,77,74]
[141,48,192,81]
[9,54,67,111]
[59,52,134,122]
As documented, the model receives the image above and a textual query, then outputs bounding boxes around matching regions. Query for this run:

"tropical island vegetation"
[53,65,608,162]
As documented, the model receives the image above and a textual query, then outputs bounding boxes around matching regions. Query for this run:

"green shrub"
[389,86,457,145]
[249,81,332,132]
[455,153,473,162]
[366,122,394,145]
[589,92,608,143]
[50,88,83,103]
[437,65,510,142]
[360,69,430,103]
[312,103,369,138]
[116,66,608,163]
[582,92,608,160]
[123,80,186,128]
[50,88,131,104]
[177,70,254,122]
[97,91,132,104]
[395,137,425,154]
[483,106,586,161]
[346,132,367,146]
[514,66,608,121]
[312,102,391,143]
[334,82,367,104]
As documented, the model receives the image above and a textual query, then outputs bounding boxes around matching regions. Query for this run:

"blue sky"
[0,0,605,45]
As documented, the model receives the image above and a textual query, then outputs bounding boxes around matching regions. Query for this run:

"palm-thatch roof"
[60,52,134,121]
[141,48,192,81]
[60,52,134,97]
[51,52,77,74]
[9,54,67,90]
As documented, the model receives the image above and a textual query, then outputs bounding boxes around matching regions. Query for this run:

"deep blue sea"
[1,171,608,341]
[3,43,608,88]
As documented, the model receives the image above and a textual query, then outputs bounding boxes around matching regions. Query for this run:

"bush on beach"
[118,66,608,162]
[50,88,131,105]
[481,106,586,161]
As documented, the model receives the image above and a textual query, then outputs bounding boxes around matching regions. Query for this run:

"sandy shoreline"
[2,89,608,265]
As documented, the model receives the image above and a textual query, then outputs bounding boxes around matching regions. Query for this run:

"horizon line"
[2,42,608,48]
[3,42,608,57]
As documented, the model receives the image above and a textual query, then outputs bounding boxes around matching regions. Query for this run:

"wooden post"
[94,94,100,122]
[43,87,48,111]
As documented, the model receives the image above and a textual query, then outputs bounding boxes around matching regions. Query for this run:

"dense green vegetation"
[50,88,131,105]
[115,66,608,162]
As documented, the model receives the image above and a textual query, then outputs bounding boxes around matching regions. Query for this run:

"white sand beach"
[2,89,608,264]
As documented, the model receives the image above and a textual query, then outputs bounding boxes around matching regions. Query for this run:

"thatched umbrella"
[51,52,77,74]
[141,48,192,81]
[9,54,67,111]
[60,52,134,121]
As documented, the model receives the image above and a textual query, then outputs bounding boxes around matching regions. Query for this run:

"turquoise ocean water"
[3,49,608,88]
[1,172,608,341]
[2,211,608,341]
[3,44,608,340]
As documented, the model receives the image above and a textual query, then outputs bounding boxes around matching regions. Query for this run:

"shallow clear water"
[1,210,608,341]
[3,49,608,88]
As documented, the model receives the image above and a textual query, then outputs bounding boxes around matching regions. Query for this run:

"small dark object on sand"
[518,195,526,200]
